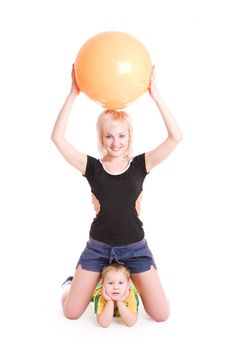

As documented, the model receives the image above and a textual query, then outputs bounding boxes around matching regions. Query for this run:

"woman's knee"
[63,311,82,320]
[62,297,86,320]
[147,303,170,322]
[63,305,84,320]
[150,309,170,322]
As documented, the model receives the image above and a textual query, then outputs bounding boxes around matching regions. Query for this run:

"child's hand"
[102,285,112,302]
[117,286,130,303]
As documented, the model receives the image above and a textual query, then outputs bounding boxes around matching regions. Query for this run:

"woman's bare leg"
[131,266,170,322]
[62,265,101,319]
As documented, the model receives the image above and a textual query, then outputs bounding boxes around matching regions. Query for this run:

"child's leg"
[130,266,170,322]
[62,265,101,319]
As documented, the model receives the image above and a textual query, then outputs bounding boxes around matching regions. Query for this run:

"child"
[93,263,139,327]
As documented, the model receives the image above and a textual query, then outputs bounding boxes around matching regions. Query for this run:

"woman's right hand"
[70,64,80,96]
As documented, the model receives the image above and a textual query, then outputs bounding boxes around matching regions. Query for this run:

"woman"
[51,64,182,322]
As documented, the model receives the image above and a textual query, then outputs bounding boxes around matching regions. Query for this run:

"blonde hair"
[96,109,133,160]
[101,263,130,281]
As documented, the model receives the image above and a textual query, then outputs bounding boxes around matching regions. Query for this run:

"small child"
[93,263,139,327]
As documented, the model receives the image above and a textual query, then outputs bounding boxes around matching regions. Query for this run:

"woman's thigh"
[62,265,101,319]
[131,266,170,322]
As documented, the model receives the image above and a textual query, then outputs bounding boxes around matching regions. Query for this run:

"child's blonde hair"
[101,263,130,281]
[96,109,133,160]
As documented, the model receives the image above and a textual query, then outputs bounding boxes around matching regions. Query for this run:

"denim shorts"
[76,238,157,273]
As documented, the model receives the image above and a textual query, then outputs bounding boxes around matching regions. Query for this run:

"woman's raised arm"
[145,66,183,172]
[51,66,87,174]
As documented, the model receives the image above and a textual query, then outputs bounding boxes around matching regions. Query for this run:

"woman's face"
[103,269,129,301]
[102,122,129,158]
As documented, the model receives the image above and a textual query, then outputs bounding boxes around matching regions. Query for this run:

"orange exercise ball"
[74,31,152,109]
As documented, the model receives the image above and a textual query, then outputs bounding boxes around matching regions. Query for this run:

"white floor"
[2,266,232,350]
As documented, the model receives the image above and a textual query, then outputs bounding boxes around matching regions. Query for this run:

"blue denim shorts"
[76,238,157,273]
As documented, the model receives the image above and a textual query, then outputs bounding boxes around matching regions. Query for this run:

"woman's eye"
[120,135,125,138]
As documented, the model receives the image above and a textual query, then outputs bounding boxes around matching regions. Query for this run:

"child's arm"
[116,287,138,327]
[96,285,114,328]
[116,300,138,327]
[96,301,114,328]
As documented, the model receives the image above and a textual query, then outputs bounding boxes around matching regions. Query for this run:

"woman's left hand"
[148,65,160,100]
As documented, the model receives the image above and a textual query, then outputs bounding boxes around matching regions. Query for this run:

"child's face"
[103,270,129,301]
[102,122,129,158]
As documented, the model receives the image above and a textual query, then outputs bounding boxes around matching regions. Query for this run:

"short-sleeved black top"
[84,153,148,245]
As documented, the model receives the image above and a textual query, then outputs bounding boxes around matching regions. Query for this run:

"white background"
[1,0,232,349]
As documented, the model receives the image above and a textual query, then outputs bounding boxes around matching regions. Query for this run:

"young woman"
[51,65,182,322]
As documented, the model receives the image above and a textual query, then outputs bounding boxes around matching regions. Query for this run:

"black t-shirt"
[84,153,149,245]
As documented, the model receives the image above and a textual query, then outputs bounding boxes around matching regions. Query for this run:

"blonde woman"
[51,65,182,322]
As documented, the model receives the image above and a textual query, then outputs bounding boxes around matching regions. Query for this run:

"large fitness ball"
[74,31,152,109]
